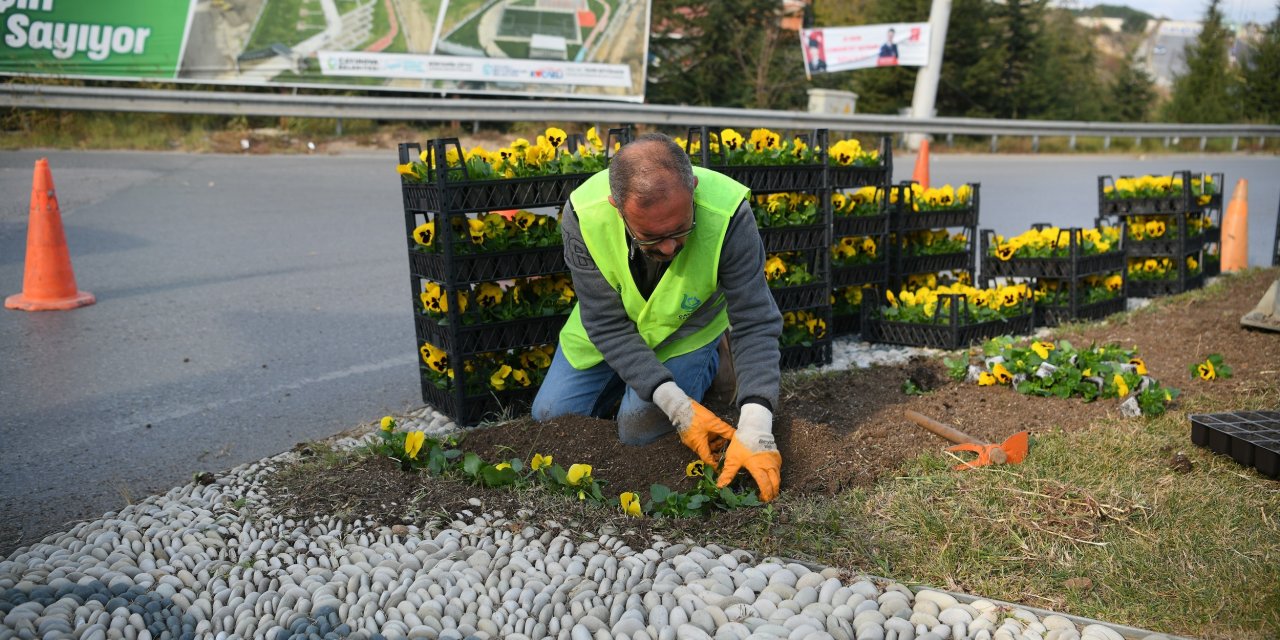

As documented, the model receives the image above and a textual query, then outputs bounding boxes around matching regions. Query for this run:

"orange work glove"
[652,381,736,467]
[716,403,782,502]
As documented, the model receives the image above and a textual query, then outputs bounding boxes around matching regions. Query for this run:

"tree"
[1108,54,1157,121]
[1163,0,1240,123]
[1241,4,1280,123]
[646,0,810,110]
[1032,8,1106,121]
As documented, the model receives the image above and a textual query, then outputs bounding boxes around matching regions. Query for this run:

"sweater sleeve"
[561,202,674,401]
[718,201,783,410]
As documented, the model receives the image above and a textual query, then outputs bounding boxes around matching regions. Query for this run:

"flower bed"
[1098,172,1221,216]
[832,187,889,237]
[951,337,1178,417]
[828,136,893,189]
[861,284,1035,349]
[981,225,1123,279]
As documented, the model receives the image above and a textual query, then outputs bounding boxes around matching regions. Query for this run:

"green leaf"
[462,452,482,477]
[687,494,707,511]
[650,484,672,504]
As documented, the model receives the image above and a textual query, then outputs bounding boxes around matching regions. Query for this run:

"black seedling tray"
[1190,411,1280,479]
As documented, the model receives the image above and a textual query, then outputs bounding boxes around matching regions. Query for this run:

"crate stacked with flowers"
[981,224,1126,326]
[889,181,980,287]
[397,126,624,425]
[823,136,892,336]
[1097,172,1223,297]
[681,127,850,368]
[827,155,890,337]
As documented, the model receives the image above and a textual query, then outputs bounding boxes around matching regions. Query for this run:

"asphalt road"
[1,149,1277,554]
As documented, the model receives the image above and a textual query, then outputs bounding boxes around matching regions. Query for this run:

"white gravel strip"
[2,437,1180,640]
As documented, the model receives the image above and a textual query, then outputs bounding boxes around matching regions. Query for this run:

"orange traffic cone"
[912,139,931,190]
[1221,178,1249,273]
[5,158,95,311]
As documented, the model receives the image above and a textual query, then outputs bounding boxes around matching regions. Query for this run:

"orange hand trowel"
[905,410,1029,470]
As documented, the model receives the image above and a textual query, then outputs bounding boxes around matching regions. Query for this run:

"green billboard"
[0,0,193,78]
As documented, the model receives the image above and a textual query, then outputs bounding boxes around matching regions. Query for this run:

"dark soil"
[269,268,1280,522]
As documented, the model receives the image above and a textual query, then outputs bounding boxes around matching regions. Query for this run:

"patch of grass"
[246,0,326,51]
[709,381,1280,639]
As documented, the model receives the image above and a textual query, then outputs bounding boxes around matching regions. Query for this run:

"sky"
[1076,0,1278,24]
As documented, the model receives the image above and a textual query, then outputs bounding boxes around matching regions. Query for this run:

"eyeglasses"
[619,210,696,247]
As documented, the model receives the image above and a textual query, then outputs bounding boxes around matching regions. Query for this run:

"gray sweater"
[560,198,783,410]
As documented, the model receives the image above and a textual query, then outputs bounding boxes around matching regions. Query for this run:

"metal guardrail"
[6,83,1279,146]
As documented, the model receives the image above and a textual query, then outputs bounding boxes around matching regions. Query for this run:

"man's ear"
[692,176,699,190]
[608,195,618,210]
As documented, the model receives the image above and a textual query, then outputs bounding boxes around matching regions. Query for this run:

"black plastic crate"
[828,137,893,189]
[780,340,833,370]
[1124,235,1206,257]
[980,229,1125,280]
[408,246,566,284]
[900,251,973,275]
[833,262,890,287]
[712,165,826,193]
[896,209,980,233]
[1036,295,1126,327]
[771,282,830,311]
[833,213,889,238]
[398,132,627,215]
[1190,412,1280,479]
[683,126,829,194]
[401,173,591,215]
[1097,170,1223,217]
[420,376,541,427]
[415,313,570,357]
[860,292,1034,350]
[761,223,829,252]
[1128,273,1205,298]
[832,312,860,337]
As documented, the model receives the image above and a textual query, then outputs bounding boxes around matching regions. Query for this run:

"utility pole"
[908,0,951,150]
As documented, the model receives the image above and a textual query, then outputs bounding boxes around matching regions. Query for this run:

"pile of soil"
[459,269,1280,498]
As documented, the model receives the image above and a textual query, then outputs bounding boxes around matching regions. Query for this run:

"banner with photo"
[800,23,930,76]
[1,0,651,102]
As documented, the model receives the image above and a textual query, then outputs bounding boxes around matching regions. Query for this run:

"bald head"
[608,133,696,213]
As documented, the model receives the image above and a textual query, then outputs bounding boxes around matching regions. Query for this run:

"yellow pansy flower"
[620,492,642,517]
[567,463,592,486]
[1031,341,1055,360]
[545,127,566,148]
[531,453,552,471]
[1113,374,1129,397]
[489,364,513,390]
[686,461,704,477]
[405,431,426,459]
[380,416,395,432]
[720,129,744,151]
[992,363,1013,384]
[1129,358,1147,375]
[397,163,417,177]
[587,126,603,150]
[1197,360,1216,380]
[977,372,997,386]
[495,462,512,471]
[764,255,787,280]
[476,282,504,307]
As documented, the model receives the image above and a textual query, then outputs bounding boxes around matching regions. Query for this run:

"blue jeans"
[531,337,721,445]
